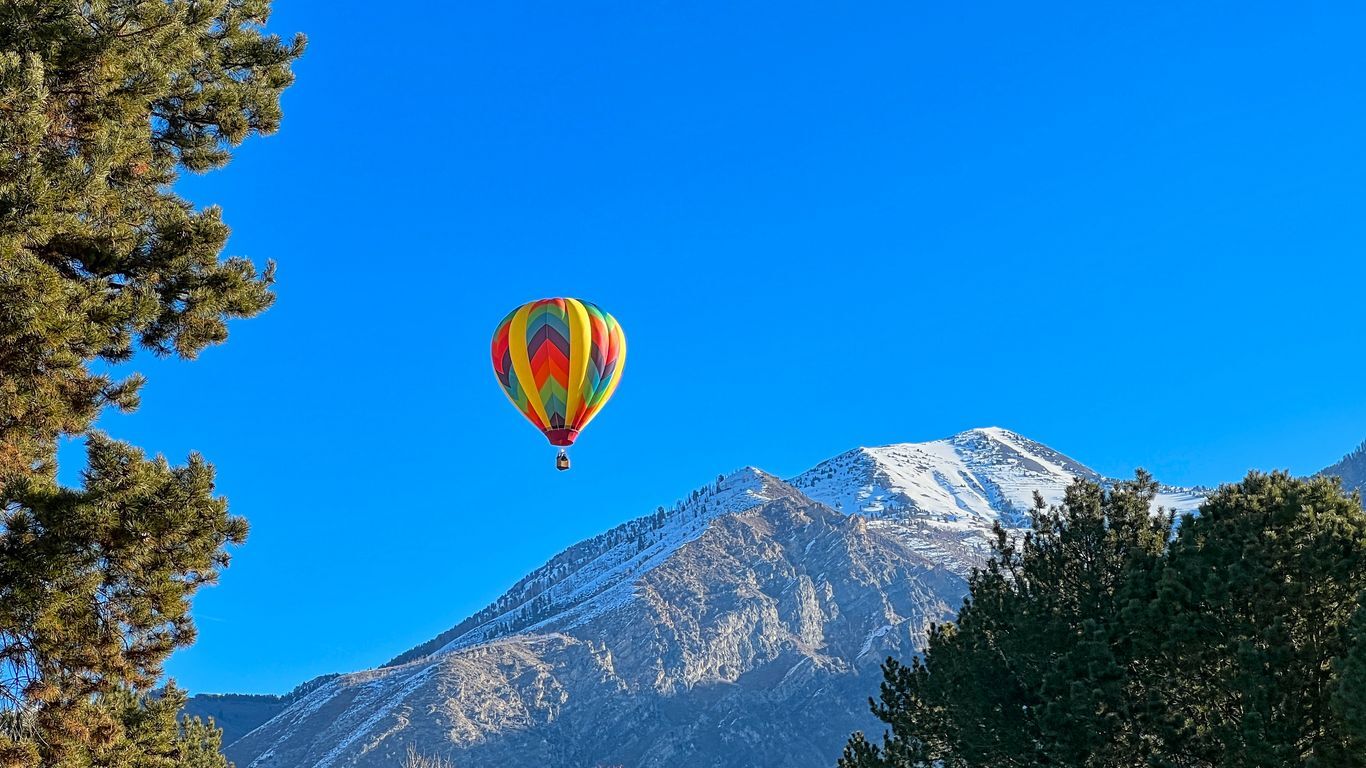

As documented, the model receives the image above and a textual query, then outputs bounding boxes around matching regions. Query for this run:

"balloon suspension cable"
[555,448,571,472]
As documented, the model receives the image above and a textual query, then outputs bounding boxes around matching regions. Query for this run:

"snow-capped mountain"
[190,428,1206,768]
[792,427,1104,524]
[381,468,787,670]
[792,427,1202,524]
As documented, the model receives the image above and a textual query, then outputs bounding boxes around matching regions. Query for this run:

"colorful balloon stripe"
[491,298,626,446]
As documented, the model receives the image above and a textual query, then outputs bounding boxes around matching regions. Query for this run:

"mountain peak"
[791,427,1101,525]
[958,425,1013,438]
[718,465,778,490]
[793,428,1203,528]
[221,473,969,768]
[200,427,1209,768]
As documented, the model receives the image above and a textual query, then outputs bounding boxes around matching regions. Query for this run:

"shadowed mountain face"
[1322,441,1366,492]
[193,428,1206,768]
[180,675,338,745]
[180,695,288,748]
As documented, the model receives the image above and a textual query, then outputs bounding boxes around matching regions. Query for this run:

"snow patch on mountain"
[379,429,1203,674]
[218,427,1213,768]
[465,467,785,641]
[401,467,788,663]
[791,427,1202,527]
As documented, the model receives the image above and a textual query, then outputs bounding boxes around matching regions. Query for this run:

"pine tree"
[842,471,1366,768]
[1334,591,1366,755]
[0,1,303,764]
[841,473,1172,768]
[52,685,230,768]
[0,0,304,478]
[1,436,248,766]
[835,467,1366,765]
[1140,473,1366,768]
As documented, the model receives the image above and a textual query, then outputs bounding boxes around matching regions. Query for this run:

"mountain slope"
[792,427,1202,523]
[180,675,338,744]
[203,428,1205,768]
[1322,440,1366,492]
[224,474,964,768]
[792,427,1102,524]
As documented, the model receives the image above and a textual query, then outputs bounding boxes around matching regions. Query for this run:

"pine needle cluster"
[0,2,303,764]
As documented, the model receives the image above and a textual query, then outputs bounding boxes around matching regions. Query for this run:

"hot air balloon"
[490,298,626,470]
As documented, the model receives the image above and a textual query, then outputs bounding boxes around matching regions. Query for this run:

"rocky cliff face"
[197,428,1205,768]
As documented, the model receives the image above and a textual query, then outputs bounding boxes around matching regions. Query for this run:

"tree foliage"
[1140,473,1366,767]
[0,0,302,764]
[1335,594,1366,756]
[0,0,303,478]
[841,472,1366,768]
[1,436,247,764]
[6,685,234,768]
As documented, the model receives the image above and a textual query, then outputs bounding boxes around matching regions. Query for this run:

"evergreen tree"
[0,0,303,478]
[841,474,1171,768]
[0,1,303,764]
[1140,473,1366,768]
[841,471,1366,768]
[2,437,247,765]
[52,685,230,768]
[1334,592,1366,755]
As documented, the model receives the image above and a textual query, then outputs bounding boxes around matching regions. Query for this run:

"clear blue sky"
[63,1,1366,694]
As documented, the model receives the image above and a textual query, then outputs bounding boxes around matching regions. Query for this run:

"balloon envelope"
[490,298,626,447]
